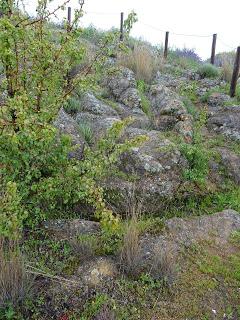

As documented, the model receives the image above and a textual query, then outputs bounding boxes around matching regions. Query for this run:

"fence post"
[120,12,124,41]
[67,6,71,32]
[230,46,240,97]
[210,33,217,65]
[164,31,169,59]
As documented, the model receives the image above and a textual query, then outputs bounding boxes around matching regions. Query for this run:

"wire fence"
[66,7,240,96]
[78,10,239,57]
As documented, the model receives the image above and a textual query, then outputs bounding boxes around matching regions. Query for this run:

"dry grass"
[0,239,32,308]
[119,186,142,277]
[221,60,233,82]
[117,44,162,83]
[215,52,235,82]
[152,246,177,286]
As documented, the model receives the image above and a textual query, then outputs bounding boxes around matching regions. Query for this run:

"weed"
[119,185,143,277]
[137,80,152,117]
[182,97,198,118]
[78,122,94,145]
[179,81,198,103]
[180,110,211,184]
[80,294,109,320]
[71,234,98,259]
[64,96,81,115]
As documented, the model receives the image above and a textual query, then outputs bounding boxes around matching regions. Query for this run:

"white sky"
[24,0,239,59]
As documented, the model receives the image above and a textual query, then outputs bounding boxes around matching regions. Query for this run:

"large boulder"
[54,108,85,159]
[208,105,240,141]
[103,67,141,108]
[105,127,188,213]
[139,209,240,281]
[148,84,193,139]
[43,219,100,239]
[218,148,240,184]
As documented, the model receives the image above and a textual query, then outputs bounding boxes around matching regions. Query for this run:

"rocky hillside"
[1,13,240,319]
[39,50,240,319]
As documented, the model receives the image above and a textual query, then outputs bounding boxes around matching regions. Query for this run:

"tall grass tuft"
[120,186,142,277]
[0,239,32,309]
[117,44,160,83]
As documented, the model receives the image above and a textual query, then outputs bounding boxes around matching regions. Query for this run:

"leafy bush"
[0,1,140,239]
[179,81,198,104]
[197,63,220,79]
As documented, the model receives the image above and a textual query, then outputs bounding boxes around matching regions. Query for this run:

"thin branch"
[15,0,71,28]
[26,264,81,286]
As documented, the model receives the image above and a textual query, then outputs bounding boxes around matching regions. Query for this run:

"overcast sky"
[24,0,239,59]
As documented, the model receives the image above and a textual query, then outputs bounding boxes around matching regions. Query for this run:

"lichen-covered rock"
[104,67,141,108]
[208,105,240,141]
[76,257,118,287]
[148,84,193,138]
[155,71,188,90]
[115,103,151,129]
[54,108,85,159]
[139,209,240,281]
[207,92,231,107]
[196,78,226,99]
[43,219,100,239]
[79,92,118,117]
[105,127,188,213]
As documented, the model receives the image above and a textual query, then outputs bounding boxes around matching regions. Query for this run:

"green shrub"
[0,1,140,239]
[197,63,220,79]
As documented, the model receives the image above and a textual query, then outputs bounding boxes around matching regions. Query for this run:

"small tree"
[0,0,144,238]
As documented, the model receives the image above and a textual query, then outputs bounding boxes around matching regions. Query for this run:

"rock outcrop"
[105,127,188,213]
[218,148,240,184]
[103,67,141,108]
[149,84,193,139]
[139,209,240,281]
[208,105,240,141]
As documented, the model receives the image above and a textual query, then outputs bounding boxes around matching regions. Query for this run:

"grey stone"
[139,209,240,281]
[43,219,100,239]
[76,112,121,142]
[148,84,193,138]
[218,148,240,184]
[103,67,141,108]
[208,105,240,141]
[79,92,118,117]
[105,127,188,213]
